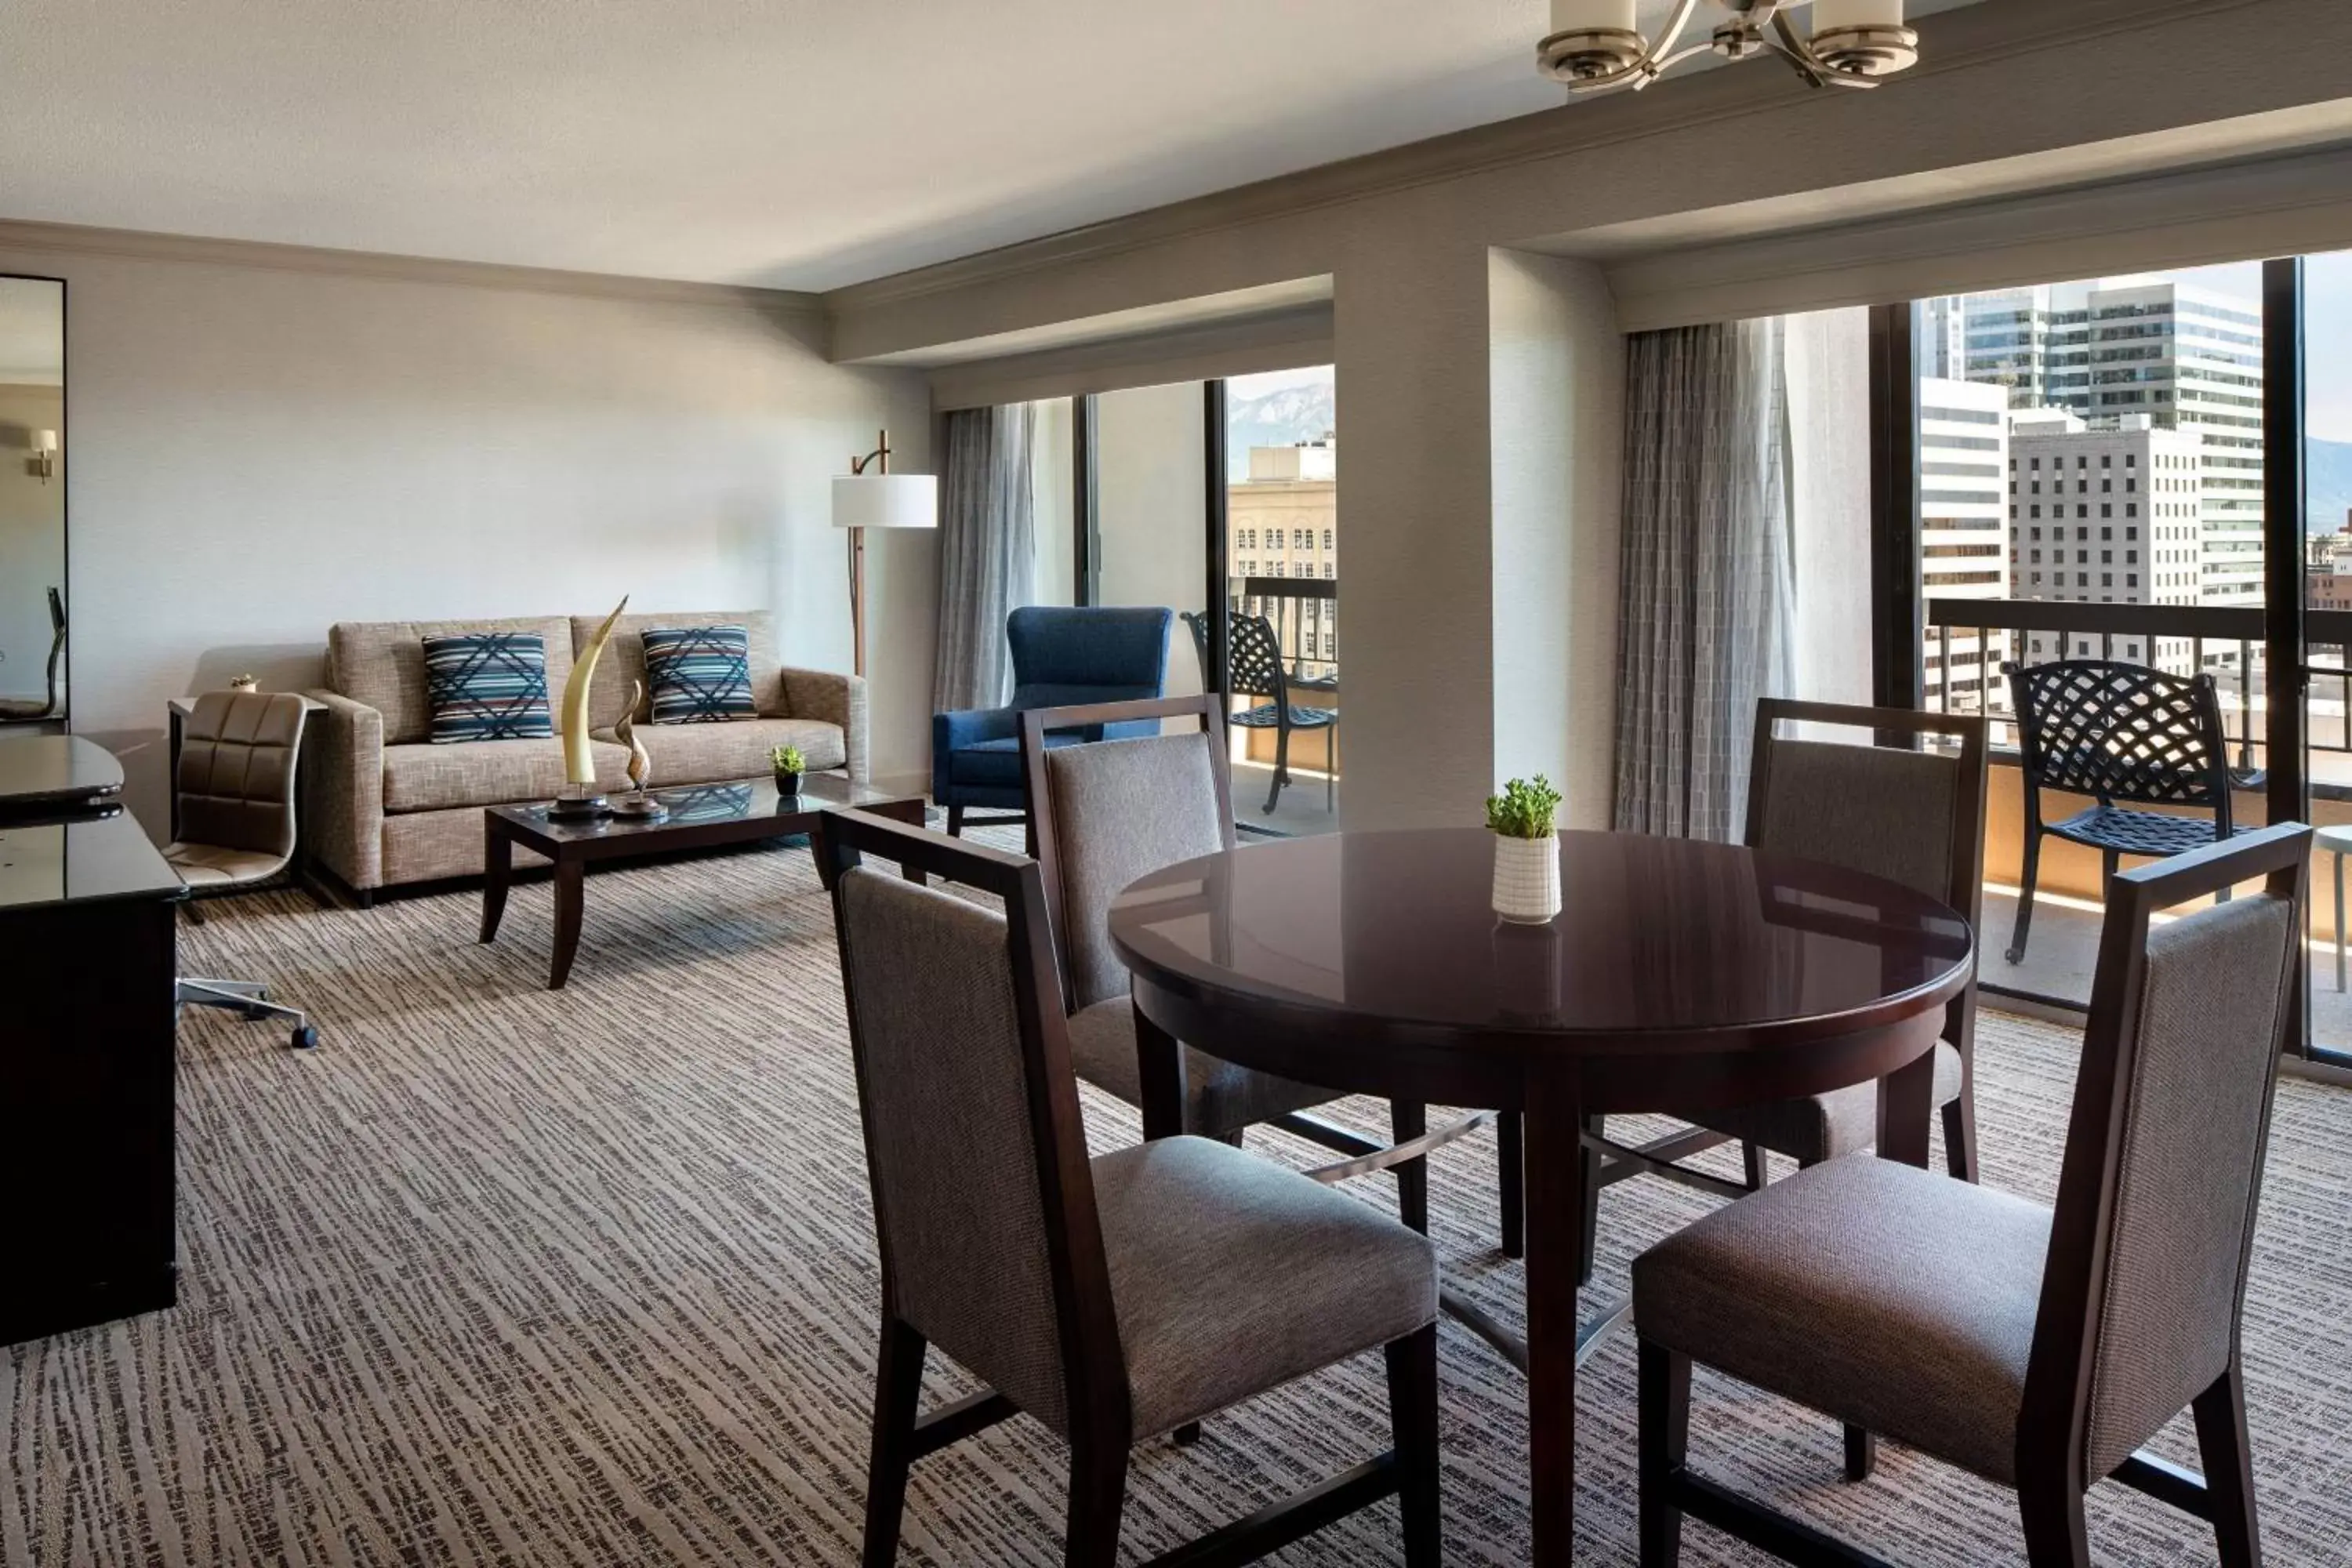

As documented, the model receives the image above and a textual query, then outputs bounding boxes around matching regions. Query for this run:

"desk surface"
[0,738,180,912]
[0,734,123,806]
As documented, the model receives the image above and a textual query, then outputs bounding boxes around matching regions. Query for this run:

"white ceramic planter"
[1491,833,1562,924]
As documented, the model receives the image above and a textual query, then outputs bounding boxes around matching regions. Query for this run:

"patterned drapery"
[1612,318,1795,840]
[931,404,1038,713]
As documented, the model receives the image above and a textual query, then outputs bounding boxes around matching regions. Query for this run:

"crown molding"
[822,0,2264,317]
[0,217,822,314]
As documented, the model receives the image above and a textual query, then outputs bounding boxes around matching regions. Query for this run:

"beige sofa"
[303,609,865,898]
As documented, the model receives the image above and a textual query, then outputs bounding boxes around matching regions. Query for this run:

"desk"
[0,738,184,1345]
[1108,828,1973,1566]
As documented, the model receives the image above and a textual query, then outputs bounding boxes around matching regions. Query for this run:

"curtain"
[932,404,1037,713]
[1611,318,1795,840]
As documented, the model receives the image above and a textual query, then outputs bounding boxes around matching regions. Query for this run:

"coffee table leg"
[1523,1072,1587,1567]
[480,826,512,943]
[886,799,927,883]
[548,858,585,990]
[1875,1025,1936,1169]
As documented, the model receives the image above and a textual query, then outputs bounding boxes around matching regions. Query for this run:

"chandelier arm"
[1764,13,1834,86]
[1646,0,1705,62]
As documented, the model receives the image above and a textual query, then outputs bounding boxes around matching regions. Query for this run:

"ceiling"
[0,0,1985,293]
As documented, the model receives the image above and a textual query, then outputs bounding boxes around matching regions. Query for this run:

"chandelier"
[1539,1,1918,94]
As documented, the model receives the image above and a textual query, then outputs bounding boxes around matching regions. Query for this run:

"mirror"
[0,276,65,728]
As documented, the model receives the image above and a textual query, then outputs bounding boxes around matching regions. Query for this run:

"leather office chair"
[169,690,319,1049]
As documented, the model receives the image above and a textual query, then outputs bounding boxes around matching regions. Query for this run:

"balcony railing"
[1923,597,2352,782]
[1233,575,1338,684]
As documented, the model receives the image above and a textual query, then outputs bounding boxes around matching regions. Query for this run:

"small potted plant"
[1486,775,1563,924]
[771,744,807,796]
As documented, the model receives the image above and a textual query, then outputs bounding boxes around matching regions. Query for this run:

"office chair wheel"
[289,1025,320,1051]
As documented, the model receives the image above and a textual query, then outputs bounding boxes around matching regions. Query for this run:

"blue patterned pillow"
[643,625,756,724]
[422,632,554,743]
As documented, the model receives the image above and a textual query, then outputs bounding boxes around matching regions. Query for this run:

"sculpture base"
[609,791,669,822]
[546,790,610,822]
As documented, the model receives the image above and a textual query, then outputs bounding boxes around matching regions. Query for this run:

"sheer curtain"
[1612,317,1795,840]
[932,404,1038,713]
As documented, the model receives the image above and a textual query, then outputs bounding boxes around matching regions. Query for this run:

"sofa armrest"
[300,688,386,894]
[780,666,868,782]
[931,705,1021,803]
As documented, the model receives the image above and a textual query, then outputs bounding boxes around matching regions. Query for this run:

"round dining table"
[1105,826,1976,1566]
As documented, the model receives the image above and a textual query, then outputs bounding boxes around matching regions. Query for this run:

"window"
[1322,528,1333,550]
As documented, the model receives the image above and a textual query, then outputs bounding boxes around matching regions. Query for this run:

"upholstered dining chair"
[0,586,65,721]
[817,808,1440,1568]
[1630,820,2310,1568]
[1019,695,1498,1258]
[169,689,319,1049]
[1529,699,1987,1292]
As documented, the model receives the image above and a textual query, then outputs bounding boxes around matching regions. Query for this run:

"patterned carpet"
[8,838,2352,1566]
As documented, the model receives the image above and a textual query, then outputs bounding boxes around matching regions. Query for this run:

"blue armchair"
[932,606,1173,833]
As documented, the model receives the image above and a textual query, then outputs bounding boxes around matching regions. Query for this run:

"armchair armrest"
[300,688,385,893]
[932,706,1021,803]
[780,666,868,782]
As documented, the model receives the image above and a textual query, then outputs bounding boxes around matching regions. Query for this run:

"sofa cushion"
[330,616,575,746]
[593,717,843,789]
[643,625,756,724]
[381,739,631,815]
[573,610,782,731]
[422,632,556,743]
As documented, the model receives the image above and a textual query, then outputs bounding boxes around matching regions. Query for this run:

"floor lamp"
[830,430,938,679]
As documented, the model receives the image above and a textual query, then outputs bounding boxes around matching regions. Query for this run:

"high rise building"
[1226,437,1338,677]
[1918,377,2009,710]
[2007,411,2201,673]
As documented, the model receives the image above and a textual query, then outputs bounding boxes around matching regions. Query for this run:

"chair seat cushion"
[1634,1155,2051,1485]
[596,716,844,789]
[2051,805,2252,858]
[1067,998,1334,1137]
[382,739,632,814]
[1093,1135,1437,1439]
[165,842,287,887]
[948,731,1080,789]
[1697,1041,1965,1163]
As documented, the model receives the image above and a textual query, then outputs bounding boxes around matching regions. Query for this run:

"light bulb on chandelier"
[1538,0,1917,95]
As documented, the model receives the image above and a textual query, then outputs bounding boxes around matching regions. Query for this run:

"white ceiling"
[0,0,1984,293]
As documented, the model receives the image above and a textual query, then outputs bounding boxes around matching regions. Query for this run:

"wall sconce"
[29,430,57,485]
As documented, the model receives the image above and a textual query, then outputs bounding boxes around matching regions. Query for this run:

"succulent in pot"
[1486,775,1563,924]
[771,744,808,794]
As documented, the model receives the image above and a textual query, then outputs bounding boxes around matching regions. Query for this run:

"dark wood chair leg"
[1639,1338,1690,1568]
[1385,1324,1442,1568]
[2017,1475,2092,1568]
[1392,1100,1430,1234]
[862,1318,925,1568]
[1063,1439,1130,1568]
[1742,1142,1769,1191]
[2193,1361,2262,1568]
[1844,1424,1877,1482]
[1497,1110,1525,1260]
[2007,821,2042,964]
[184,898,209,926]
[1942,1091,1979,1183]
[1579,1112,1602,1288]
[946,804,965,837]
[1171,1421,1202,1447]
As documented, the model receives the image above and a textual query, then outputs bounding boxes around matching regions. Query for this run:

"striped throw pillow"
[643,625,756,724]
[421,632,555,743]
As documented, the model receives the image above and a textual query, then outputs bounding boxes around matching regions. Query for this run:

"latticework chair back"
[2006,660,2231,809]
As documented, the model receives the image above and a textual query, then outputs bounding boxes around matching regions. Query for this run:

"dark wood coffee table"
[480,774,926,989]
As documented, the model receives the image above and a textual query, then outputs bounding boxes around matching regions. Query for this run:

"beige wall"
[0,237,933,829]
[0,383,65,709]
[1094,382,1205,699]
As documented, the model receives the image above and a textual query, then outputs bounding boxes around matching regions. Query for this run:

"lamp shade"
[31,429,57,453]
[1813,0,1904,30]
[1552,0,1638,32]
[832,473,938,531]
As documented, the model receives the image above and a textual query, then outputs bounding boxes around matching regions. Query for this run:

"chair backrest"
[2020,822,2310,1487]
[42,586,64,706]
[2005,659,2233,811]
[1225,613,1290,705]
[817,809,1127,1443]
[1179,609,1213,690]
[1020,695,1235,1014]
[1007,607,1172,713]
[176,691,307,860]
[1744,698,1987,924]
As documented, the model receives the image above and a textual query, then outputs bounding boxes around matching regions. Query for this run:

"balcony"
[1926,596,2352,1052]
[1227,575,1341,837]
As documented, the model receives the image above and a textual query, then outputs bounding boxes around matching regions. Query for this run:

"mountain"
[2310,438,2352,534]
[1225,381,1337,482]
